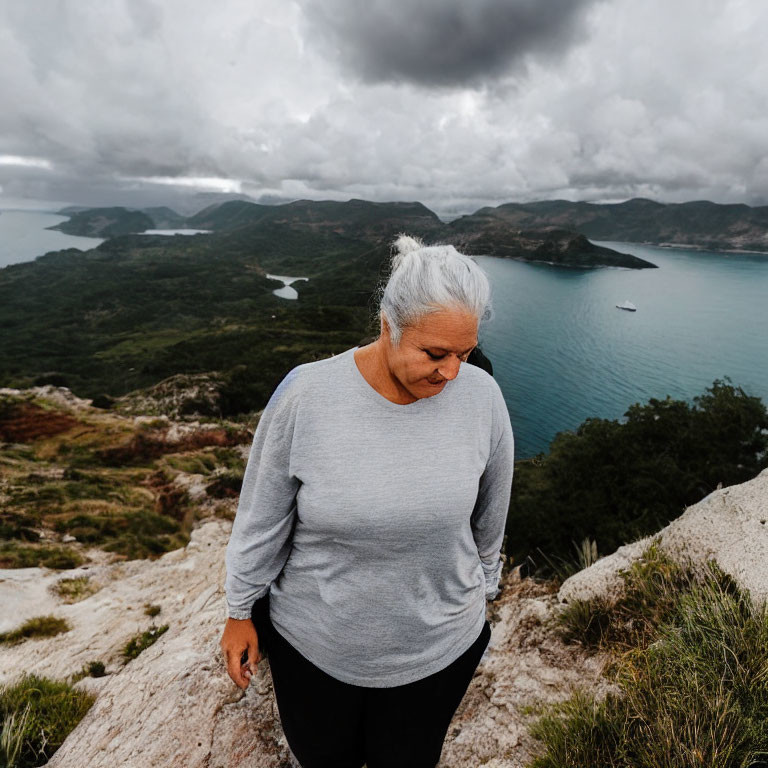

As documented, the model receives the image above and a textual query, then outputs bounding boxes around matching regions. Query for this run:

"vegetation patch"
[162,445,244,476]
[0,616,70,646]
[123,624,169,660]
[163,451,219,475]
[53,509,185,560]
[205,469,244,498]
[0,543,84,569]
[507,379,768,576]
[528,542,768,766]
[70,660,107,684]
[50,576,100,603]
[0,400,79,443]
[0,673,95,768]
[0,395,250,570]
[0,512,39,542]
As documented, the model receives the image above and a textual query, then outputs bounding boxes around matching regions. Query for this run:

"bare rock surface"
[559,467,768,608]
[0,514,614,767]
[13,467,766,766]
[438,575,613,767]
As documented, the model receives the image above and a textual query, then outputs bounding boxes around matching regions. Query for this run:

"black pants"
[251,595,491,768]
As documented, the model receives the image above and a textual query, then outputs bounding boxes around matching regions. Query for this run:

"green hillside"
[472,197,768,251]
[48,208,155,237]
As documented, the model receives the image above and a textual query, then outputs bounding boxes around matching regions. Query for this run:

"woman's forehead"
[406,312,478,349]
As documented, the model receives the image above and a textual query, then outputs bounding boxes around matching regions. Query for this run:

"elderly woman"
[220,234,515,768]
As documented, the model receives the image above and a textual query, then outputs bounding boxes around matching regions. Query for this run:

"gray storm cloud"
[299,0,600,87]
[1,0,768,213]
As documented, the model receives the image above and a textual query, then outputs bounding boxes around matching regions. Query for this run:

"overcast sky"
[1,0,767,216]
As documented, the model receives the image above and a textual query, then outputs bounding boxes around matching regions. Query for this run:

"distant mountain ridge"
[51,199,654,269]
[51,196,768,254]
[469,198,768,252]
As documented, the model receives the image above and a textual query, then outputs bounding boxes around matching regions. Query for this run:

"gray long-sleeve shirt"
[224,344,514,687]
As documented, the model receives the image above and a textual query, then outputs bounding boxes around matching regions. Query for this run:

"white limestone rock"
[559,467,768,608]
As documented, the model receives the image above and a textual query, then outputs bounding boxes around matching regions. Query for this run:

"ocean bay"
[0,210,104,267]
[476,242,768,458]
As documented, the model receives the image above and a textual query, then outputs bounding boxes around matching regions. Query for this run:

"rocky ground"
[1,517,614,768]
[2,385,766,767]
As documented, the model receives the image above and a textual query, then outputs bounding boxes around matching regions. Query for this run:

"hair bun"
[392,234,424,255]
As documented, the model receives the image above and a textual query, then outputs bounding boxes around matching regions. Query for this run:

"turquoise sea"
[474,243,768,459]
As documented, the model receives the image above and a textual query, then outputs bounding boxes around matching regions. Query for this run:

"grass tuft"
[0,673,95,768]
[70,660,107,684]
[533,536,601,585]
[122,624,169,660]
[50,575,99,603]
[0,616,70,646]
[529,542,768,767]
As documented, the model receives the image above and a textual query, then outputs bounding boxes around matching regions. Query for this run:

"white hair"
[375,234,494,348]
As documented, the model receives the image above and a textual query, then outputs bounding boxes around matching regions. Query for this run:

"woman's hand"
[220,617,262,689]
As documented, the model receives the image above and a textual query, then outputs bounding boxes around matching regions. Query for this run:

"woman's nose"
[437,355,462,380]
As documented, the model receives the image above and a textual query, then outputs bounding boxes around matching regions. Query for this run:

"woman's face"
[382,307,478,401]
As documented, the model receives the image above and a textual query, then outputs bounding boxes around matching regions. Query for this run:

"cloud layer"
[299,0,599,87]
[1,0,767,215]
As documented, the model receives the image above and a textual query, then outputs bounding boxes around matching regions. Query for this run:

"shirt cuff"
[481,556,503,600]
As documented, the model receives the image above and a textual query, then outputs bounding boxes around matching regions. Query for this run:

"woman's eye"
[426,351,470,361]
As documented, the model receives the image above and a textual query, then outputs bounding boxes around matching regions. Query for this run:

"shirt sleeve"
[224,368,302,619]
[471,379,515,600]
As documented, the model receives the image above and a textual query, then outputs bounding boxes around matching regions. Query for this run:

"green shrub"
[0,616,71,646]
[0,673,95,768]
[164,452,218,474]
[508,379,768,578]
[0,512,39,542]
[122,624,169,660]
[205,469,244,498]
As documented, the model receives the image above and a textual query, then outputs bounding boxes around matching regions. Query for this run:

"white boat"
[616,300,637,311]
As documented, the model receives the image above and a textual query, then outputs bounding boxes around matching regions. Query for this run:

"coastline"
[654,241,768,255]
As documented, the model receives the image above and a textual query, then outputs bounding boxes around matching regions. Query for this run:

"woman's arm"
[224,367,303,619]
[470,380,515,600]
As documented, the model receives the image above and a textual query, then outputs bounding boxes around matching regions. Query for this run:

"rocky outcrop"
[114,372,228,421]
[1,521,611,768]
[558,467,768,608]
[2,469,765,766]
